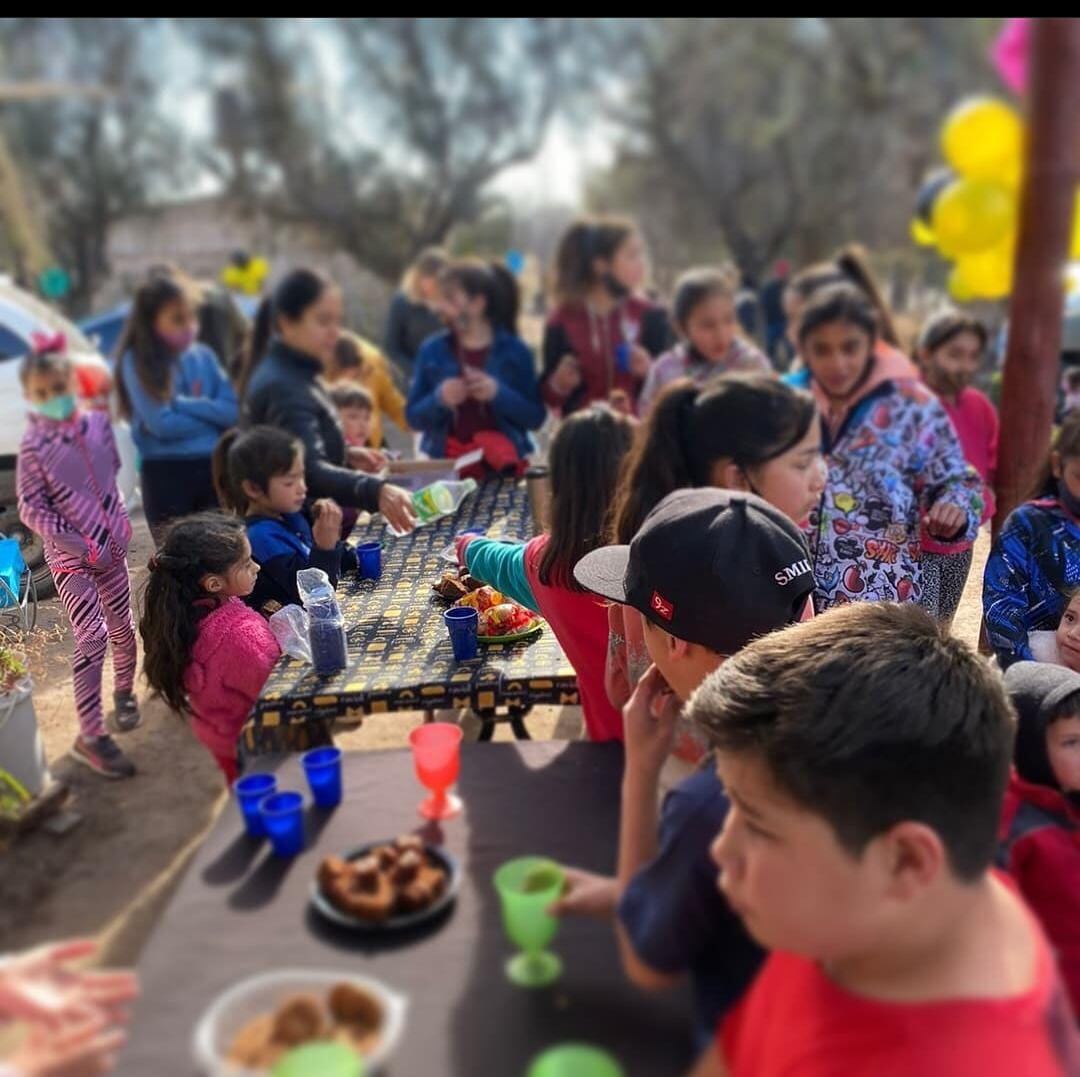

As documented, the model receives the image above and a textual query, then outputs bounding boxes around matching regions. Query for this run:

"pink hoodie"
[183,598,281,784]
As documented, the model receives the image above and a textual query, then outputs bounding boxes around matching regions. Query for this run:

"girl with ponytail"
[405,257,544,468]
[140,512,281,785]
[541,216,672,415]
[607,373,825,711]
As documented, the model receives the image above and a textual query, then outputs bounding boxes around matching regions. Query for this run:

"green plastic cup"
[493,857,565,987]
[526,1044,624,1077]
[270,1042,364,1077]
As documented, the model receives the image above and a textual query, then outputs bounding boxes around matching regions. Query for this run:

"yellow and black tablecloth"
[242,478,581,754]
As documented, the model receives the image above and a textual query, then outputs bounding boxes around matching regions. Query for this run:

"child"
[213,426,356,616]
[140,513,281,785]
[16,342,139,779]
[455,405,635,741]
[607,374,825,713]
[985,410,1080,668]
[326,332,409,450]
[406,258,545,468]
[329,382,375,456]
[541,216,672,415]
[116,271,238,544]
[1061,367,1080,419]
[917,309,999,626]
[783,244,912,365]
[787,285,982,610]
[1029,589,1080,671]
[552,489,817,1045]
[1001,662,1080,1017]
[638,267,771,416]
[688,603,1080,1076]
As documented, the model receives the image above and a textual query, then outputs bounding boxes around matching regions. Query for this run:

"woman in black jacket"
[240,269,416,534]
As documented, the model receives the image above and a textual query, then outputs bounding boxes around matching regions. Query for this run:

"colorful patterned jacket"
[984,499,1080,667]
[786,365,983,610]
[17,409,132,572]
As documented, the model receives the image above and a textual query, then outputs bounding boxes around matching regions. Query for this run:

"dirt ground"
[0,512,991,968]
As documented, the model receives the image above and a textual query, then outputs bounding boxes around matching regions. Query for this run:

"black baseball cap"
[574,488,815,655]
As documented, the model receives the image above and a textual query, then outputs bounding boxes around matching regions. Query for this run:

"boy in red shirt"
[686,603,1080,1077]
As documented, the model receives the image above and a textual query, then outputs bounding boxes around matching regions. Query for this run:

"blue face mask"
[33,394,76,422]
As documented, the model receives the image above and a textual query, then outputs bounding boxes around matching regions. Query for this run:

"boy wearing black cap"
[1001,662,1080,1017]
[551,488,816,1044]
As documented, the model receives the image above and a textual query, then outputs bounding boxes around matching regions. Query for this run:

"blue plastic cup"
[444,606,479,662]
[235,773,277,837]
[357,541,382,580]
[614,341,631,374]
[259,791,306,857]
[302,747,343,809]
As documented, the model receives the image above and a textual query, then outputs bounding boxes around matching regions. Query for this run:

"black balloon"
[915,168,956,224]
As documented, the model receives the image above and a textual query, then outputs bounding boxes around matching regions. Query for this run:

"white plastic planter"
[0,676,48,799]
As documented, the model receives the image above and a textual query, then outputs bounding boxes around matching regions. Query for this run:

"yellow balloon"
[910,218,937,247]
[941,97,1023,181]
[932,179,1015,255]
[954,243,1014,300]
[947,265,975,304]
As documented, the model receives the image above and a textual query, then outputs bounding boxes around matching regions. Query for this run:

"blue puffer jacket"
[405,329,545,459]
[984,499,1080,667]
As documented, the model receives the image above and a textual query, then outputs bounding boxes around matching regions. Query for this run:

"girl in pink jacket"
[140,513,280,785]
[17,338,138,779]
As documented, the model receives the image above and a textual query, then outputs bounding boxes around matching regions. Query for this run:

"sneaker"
[72,735,136,779]
[111,692,142,733]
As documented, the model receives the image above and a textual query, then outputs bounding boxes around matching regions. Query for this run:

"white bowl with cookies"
[192,969,407,1075]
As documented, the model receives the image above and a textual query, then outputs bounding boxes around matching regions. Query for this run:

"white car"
[0,276,137,598]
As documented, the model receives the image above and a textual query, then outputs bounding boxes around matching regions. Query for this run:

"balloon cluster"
[912,96,1080,302]
[220,253,269,296]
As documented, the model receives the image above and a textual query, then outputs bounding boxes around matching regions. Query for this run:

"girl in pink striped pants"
[16,338,139,779]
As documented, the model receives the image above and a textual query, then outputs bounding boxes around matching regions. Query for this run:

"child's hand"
[378,484,418,534]
[924,501,968,540]
[439,378,469,408]
[629,345,652,379]
[546,867,619,921]
[623,664,681,781]
[550,354,582,397]
[347,446,388,474]
[311,499,343,550]
[464,368,499,403]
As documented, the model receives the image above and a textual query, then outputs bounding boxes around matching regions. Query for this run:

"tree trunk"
[992,18,1080,536]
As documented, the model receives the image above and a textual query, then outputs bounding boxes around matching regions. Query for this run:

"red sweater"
[1000,771,1080,1017]
[541,296,669,413]
[183,598,281,784]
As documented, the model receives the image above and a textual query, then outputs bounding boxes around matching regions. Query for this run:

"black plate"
[310,841,461,932]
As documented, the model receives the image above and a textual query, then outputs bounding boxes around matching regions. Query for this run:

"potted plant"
[0,644,47,823]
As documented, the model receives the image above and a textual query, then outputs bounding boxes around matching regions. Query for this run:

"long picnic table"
[242,478,580,756]
[116,742,695,1075]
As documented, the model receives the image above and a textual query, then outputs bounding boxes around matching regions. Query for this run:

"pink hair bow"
[30,330,67,355]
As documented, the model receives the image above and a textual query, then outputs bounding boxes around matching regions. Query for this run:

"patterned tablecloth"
[242,478,580,754]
